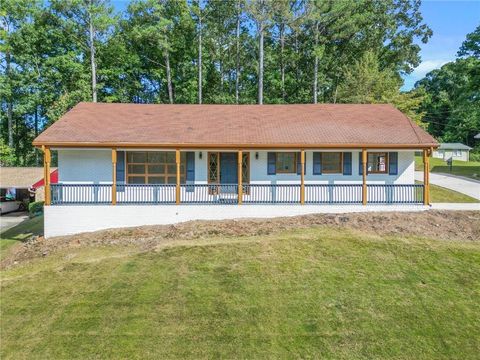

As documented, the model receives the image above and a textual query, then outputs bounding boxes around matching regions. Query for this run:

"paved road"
[0,212,29,232]
[415,171,480,200]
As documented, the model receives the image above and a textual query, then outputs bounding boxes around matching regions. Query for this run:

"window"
[367,152,388,173]
[126,151,186,184]
[453,150,462,157]
[276,152,296,173]
[208,152,219,183]
[321,152,342,173]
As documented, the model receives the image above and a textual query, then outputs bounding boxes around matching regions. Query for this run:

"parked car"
[0,188,30,214]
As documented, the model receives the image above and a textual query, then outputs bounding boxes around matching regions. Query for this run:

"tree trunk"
[294,31,300,81]
[164,49,173,104]
[280,22,285,102]
[198,10,202,104]
[6,49,13,148]
[35,106,39,165]
[258,22,264,105]
[220,57,224,91]
[235,1,241,104]
[313,22,319,104]
[88,3,97,103]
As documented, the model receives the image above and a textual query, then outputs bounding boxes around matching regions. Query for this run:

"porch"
[49,183,425,205]
[42,148,432,206]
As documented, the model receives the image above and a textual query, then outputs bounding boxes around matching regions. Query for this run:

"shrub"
[469,151,480,162]
[29,201,44,216]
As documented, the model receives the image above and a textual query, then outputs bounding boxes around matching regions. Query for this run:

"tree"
[336,51,401,104]
[190,1,204,104]
[1,0,438,164]
[0,0,37,148]
[458,25,480,59]
[50,0,114,102]
[125,0,175,103]
[247,0,273,105]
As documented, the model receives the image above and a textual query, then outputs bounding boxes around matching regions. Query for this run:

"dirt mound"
[2,211,479,269]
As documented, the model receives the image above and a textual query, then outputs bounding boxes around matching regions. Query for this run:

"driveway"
[415,171,480,200]
[0,212,29,232]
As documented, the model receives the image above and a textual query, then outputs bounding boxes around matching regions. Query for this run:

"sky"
[111,0,479,91]
[401,0,480,91]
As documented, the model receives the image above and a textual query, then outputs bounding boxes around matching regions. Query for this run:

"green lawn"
[415,181,479,203]
[1,226,479,359]
[0,215,44,254]
[415,156,480,180]
[430,184,479,203]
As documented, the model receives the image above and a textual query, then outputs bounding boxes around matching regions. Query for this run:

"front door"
[220,153,238,192]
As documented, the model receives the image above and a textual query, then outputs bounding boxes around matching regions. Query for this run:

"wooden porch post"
[300,149,305,205]
[112,149,117,205]
[238,150,243,204]
[43,146,51,206]
[176,149,181,204]
[424,148,432,205]
[362,149,367,205]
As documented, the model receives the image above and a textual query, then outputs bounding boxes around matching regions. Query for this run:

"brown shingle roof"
[33,102,437,149]
[0,167,57,188]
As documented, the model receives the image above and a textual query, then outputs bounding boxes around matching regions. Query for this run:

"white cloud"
[412,59,450,78]
[402,59,451,91]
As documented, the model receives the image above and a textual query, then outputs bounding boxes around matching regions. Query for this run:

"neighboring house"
[432,143,472,162]
[0,167,58,214]
[33,103,438,237]
[474,133,480,140]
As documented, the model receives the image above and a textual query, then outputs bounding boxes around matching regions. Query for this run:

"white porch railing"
[50,183,424,205]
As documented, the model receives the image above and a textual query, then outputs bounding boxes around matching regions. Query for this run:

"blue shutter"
[186,152,195,182]
[358,152,363,175]
[116,151,125,192]
[343,152,352,175]
[389,152,398,175]
[116,151,125,182]
[296,152,306,175]
[186,152,195,192]
[313,152,322,175]
[267,152,276,175]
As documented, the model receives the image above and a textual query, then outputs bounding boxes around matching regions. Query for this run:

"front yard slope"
[1,211,479,359]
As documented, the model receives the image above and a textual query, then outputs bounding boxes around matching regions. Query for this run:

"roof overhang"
[34,142,439,150]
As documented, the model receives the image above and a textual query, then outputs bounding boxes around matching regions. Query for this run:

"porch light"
[199,151,202,159]
[255,152,259,160]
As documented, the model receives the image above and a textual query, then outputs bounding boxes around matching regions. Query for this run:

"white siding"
[248,150,414,184]
[433,149,469,162]
[57,149,416,184]
[58,149,112,184]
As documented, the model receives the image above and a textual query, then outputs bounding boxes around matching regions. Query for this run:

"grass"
[0,215,44,254]
[415,156,480,180]
[415,181,479,203]
[429,184,479,203]
[1,226,479,359]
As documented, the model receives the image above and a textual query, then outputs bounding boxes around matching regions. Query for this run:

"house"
[33,102,438,237]
[432,143,472,162]
[0,167,58,214]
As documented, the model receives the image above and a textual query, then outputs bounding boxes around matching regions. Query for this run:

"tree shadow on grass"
[0,215,44,252]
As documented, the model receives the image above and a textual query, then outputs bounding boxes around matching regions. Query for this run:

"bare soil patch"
[2,210,479,269]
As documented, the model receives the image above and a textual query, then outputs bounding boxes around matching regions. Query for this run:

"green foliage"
[28,201,44,216]
[1,0,434,162]
[458,24,480,58]
[417,26,480,146]
[392,87,428,128]
[336,51,401,104]
[0,138,17,166]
